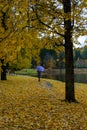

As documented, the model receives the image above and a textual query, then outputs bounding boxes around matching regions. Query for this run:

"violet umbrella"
[36,66,44,72]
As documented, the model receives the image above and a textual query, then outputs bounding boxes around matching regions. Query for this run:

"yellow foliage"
[0,75,87,129]
[0,0,87,68]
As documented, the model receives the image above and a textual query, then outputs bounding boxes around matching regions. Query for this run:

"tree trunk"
[1,59,7,80]
[65,36,75,102]
[63,0,76,102]
[1,64,7,80]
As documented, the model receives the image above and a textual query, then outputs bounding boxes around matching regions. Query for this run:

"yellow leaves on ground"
[0,76,87,130]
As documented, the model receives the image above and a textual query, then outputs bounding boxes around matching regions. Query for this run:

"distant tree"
[74,48,82,61]
[40,48,57,68]
[81,46,87,59]
[57,51,65,69]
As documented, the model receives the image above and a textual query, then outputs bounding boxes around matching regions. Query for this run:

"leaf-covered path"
[0,76,87,130]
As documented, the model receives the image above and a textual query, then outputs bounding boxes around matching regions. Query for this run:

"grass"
[0,75,87,130]
[15,69,37,76]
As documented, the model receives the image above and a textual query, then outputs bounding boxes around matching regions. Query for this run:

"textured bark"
[63,0,76,102]
[1,65,7,80]
[1,59,7,80]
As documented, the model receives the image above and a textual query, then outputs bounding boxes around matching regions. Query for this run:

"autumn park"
[0,0,87,130]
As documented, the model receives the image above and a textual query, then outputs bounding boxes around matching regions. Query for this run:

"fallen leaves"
[0,75,87,130]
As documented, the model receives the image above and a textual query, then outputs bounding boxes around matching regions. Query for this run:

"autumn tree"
[0,1,13,80]
[29,0,87,102]
[0,0,42,79]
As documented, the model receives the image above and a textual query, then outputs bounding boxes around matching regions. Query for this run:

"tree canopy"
[0,0,87,64]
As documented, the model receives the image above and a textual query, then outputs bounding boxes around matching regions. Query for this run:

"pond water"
[42,73,87,83]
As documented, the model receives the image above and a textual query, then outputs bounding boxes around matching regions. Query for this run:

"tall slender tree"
[63,0,75,102]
